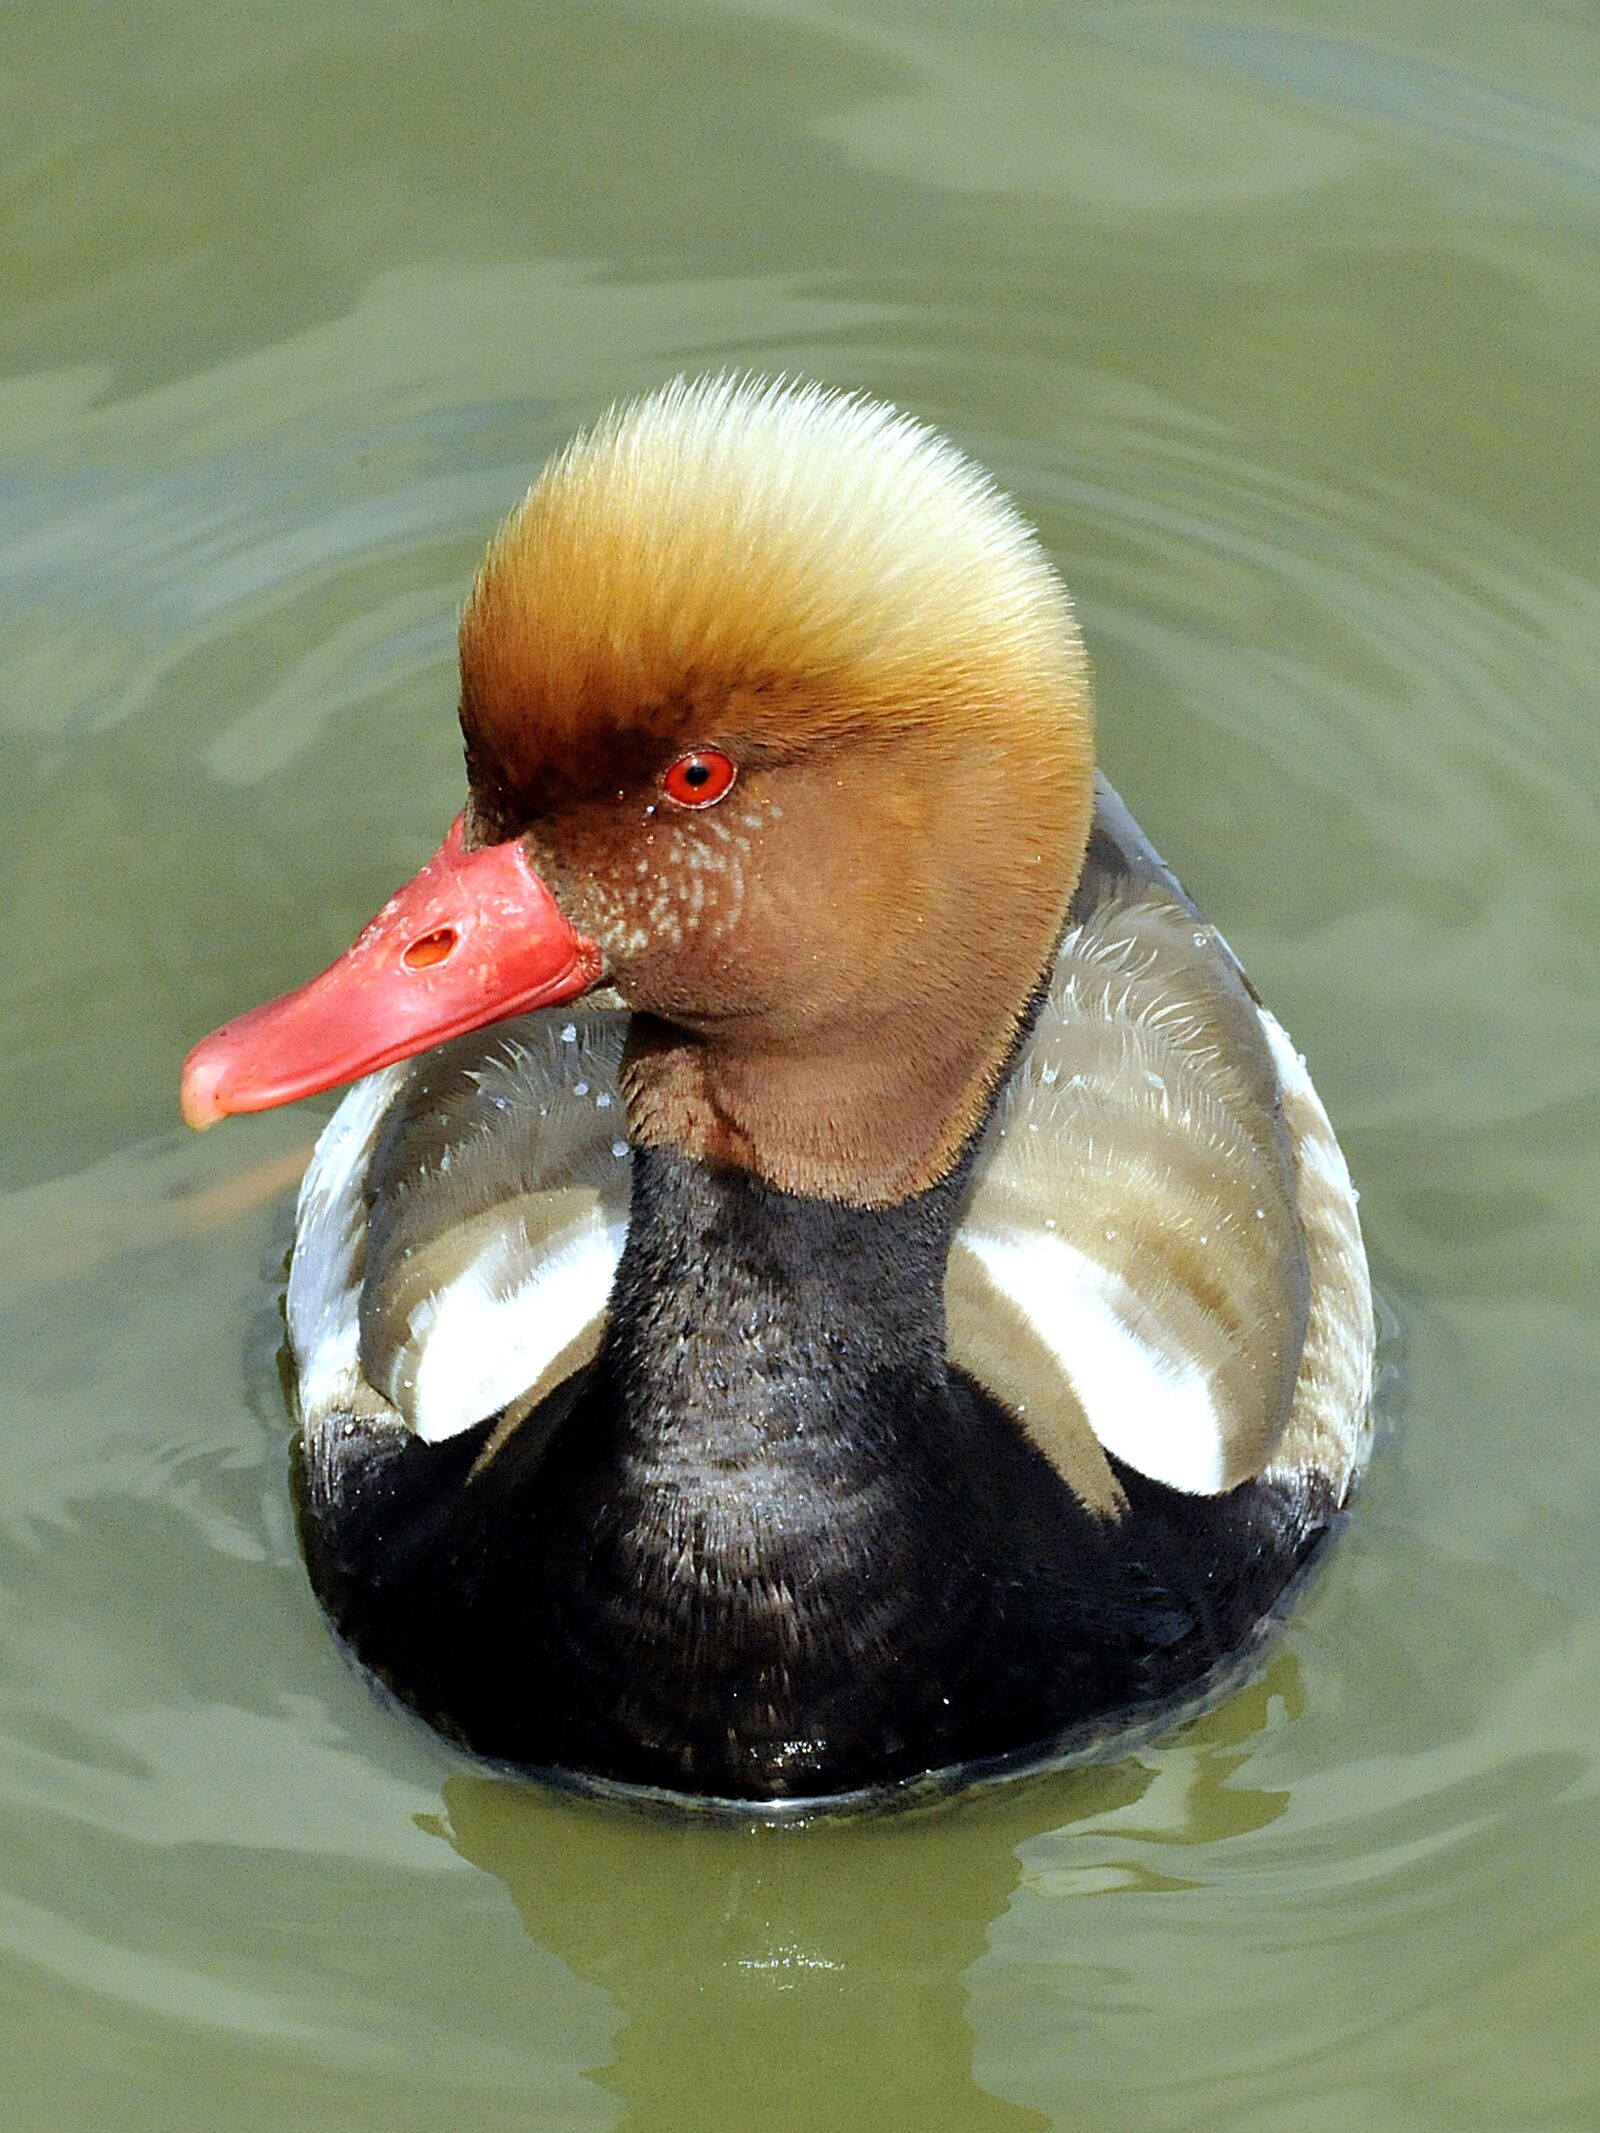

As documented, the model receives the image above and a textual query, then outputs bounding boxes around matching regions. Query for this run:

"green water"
[3,2,1598,2126]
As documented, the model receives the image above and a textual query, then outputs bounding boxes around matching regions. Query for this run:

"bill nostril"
[403,926,459,971]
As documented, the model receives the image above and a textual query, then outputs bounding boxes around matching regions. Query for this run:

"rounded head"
[182,378,1097,1208]
[459,377,1096,1203]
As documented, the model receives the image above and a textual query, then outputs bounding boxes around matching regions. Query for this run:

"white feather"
[961,1225,1229,1494]
[1256,1009,1375,1488]
[287,1067,408,1427]
[407,1214,626,1444]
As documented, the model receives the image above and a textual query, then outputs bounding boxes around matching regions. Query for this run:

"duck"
[181,377,1374,1807]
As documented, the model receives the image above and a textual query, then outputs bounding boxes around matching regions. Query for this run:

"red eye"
[662,748,737,809]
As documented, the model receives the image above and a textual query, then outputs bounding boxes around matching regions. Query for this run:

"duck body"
[185,379,1373,1805]
[287,783,1367,1801]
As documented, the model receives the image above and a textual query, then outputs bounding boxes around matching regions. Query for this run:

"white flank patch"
[962,1225,1228,1494]
[1257,1008,1353,1195]
[1255,1006,1375,1487]
[286,1068,408,1426]
[407,1215,627,1444]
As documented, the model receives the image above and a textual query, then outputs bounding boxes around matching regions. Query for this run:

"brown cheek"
[722,791,923,1036]
[623,841,777,1019]
[530,770,919,1028]
[524,807,658,963]
[605,793,810,1017]
[742,772,936,1022]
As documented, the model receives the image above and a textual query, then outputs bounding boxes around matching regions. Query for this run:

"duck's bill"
[180,817,602,1130]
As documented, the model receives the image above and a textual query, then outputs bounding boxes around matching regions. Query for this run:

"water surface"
[3,3,1599,2127]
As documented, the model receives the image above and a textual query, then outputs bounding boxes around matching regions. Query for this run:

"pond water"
[3,3,1598,2127]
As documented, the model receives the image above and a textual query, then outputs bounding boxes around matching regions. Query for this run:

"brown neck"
[620,944,1058,1209]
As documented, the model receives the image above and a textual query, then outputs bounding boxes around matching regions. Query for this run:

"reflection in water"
[423,1665,1301,2133]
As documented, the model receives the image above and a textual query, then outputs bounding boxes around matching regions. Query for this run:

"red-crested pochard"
[182,378,1373,1806]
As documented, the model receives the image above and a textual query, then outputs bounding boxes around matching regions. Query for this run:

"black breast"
[295,1143,1331,1802]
